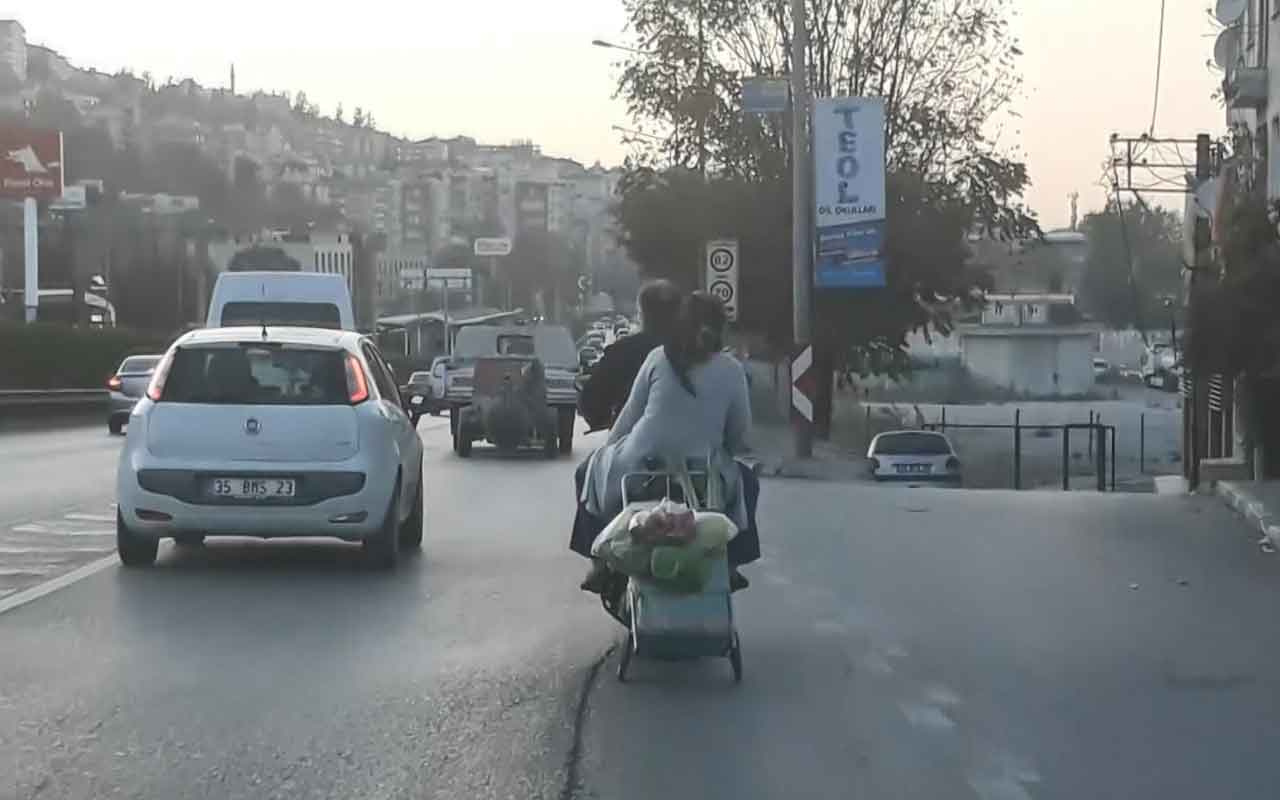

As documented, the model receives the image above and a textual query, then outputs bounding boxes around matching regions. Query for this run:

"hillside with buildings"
[0,19,640,325]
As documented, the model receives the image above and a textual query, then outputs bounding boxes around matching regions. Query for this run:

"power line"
[1150,0,1167,134]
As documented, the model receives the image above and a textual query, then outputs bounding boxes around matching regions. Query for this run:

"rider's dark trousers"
[569,456,761,566]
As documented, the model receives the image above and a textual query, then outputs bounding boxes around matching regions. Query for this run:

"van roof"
[176,326,362,349]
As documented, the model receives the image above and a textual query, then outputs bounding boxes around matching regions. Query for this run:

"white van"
[205,272,356,330]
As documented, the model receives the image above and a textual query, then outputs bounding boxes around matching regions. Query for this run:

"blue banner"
[814,221,886,289]
[812,97,887,290]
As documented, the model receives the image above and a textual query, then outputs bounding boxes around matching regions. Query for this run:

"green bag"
[648,543,726,594]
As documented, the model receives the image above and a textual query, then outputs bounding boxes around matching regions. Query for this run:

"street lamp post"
[592,38,692,169]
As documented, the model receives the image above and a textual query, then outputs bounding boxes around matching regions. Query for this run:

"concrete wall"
[962,332,1095,397]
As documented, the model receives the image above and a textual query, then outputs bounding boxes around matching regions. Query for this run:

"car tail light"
[946,456,961,471]
[145,351,174,402]
[107,375,122,391]
[345,353,370,404]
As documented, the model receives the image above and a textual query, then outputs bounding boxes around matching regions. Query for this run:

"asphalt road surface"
[4,421,1280,799]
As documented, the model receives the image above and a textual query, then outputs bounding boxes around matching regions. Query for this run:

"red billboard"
[0,127,63,200]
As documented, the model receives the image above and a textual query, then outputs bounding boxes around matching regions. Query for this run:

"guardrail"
[0,389,107,411]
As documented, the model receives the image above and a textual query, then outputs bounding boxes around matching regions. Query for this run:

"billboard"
[812,98,886,289]
[515,181,549,235]
[0,127,64,200]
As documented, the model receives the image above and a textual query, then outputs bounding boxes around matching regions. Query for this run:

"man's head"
[636,279,681,338]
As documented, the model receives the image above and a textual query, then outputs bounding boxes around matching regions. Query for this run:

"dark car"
[107,355,163,435]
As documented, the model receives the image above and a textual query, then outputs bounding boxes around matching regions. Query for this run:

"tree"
[510,229,584,315]
[335,103,344,124]
[352,106,365,128]
[1080,201,1183,329]
[612,0,1037,375]
[615,0,1024,180]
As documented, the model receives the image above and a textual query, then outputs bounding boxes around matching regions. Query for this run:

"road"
[5,422,1280,799]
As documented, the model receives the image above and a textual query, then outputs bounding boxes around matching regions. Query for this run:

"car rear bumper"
[109,393,139,417]
[118,487,385,540]
[118,458,394,541]
[873,473,962,484]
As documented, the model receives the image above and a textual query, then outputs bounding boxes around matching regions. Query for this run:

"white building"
[0,20,26,84]
[959,293,1100,397]
[208,232,356,296]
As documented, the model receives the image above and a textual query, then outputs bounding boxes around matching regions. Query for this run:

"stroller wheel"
[729,632,743,684]
[617,634,634,682]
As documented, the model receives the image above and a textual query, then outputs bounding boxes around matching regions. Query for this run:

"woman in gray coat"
[578,291,756,591]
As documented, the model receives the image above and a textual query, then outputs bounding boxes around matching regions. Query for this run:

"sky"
[4,0,1224,229]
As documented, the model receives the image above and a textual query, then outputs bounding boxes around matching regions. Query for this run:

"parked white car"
[115,326,426,569]
[867,430,962,485]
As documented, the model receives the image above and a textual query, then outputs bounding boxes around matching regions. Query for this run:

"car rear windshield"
[118,356,160,375]
[497,335,535,355]
[874,433,952,455]
[161,345,350,405]
[220,301,341,329]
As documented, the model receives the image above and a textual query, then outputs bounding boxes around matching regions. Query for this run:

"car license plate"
[208,477,296,499]
[895,463,930,474]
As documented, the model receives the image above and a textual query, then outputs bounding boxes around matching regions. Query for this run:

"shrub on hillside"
[0,323,175,390]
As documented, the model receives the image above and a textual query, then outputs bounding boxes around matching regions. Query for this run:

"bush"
[0,323,175,389]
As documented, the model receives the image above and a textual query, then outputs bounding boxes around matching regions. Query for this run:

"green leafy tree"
[613,0,1037,375]
[1080,201,1184,329]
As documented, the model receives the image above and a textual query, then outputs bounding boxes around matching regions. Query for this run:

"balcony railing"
[1225,66,1268,110]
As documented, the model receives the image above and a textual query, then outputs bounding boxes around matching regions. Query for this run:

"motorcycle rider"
[577,279,681,431]
[571,290,761,593]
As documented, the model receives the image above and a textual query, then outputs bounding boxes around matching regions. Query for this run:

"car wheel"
[544,429,558,459]
[399,465,424,549]
[108,416,124,436]
[557,408,575,455]
[454,425,473,457]
[364,483,401,570]
[116,510,158,567]
[174,534,205,548]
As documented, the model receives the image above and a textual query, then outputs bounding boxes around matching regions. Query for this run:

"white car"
[115,326,426,569]
[867,430,962,485]
[1092,357,1110,381]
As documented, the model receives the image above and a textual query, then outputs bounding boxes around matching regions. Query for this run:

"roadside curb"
[1216,481,1280,548]
[757,445,870,483]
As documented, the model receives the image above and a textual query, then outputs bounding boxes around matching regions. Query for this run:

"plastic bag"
[591,504,654,578]
[627,498,696,546]
[649,545,716,594]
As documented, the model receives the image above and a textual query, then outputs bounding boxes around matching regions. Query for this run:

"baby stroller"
[598,452,743,684]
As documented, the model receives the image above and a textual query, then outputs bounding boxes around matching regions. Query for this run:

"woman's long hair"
[664,291,727,396]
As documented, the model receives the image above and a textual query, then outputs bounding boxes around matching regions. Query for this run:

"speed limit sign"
[708,279,735,305]
[705,239,739,321]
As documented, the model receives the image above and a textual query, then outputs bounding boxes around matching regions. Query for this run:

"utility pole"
[1187,133,1212,489]
[790,0,812,458]
[1110,132,1221,488]
[695,0,707,176]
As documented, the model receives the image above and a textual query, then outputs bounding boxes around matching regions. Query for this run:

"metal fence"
[896,403,1182,492]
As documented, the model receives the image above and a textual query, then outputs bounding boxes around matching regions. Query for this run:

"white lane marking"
[12,525,113,537]
[0,555,118,616]
[924,683,963,707]
[63,513,116,523]
[899,701,956,731]
[0,545,111,555]
[967,777,1035,800]
[862,652,894,676]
